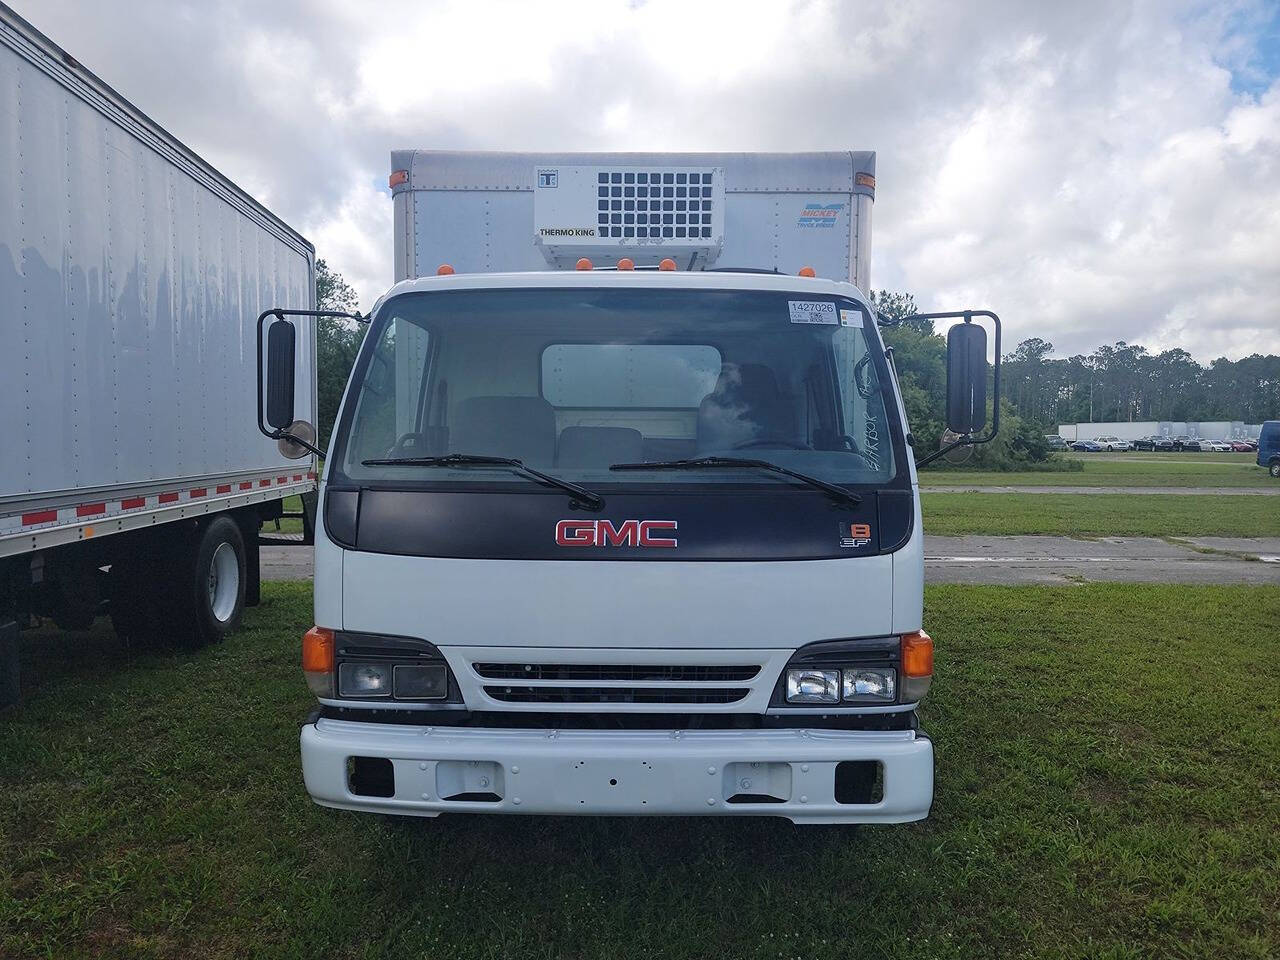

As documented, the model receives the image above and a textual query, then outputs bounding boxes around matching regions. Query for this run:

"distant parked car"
[1044,434,1069,451]
[1170,436,1195,451]
[1204,439,1233,452]
[1151,436,1177,452]
[1132,436,1156,451]
[1094,436,1131,451]
[1232,439,1257,452]
[1181,438,1209,452]
[1071,439,1104,452]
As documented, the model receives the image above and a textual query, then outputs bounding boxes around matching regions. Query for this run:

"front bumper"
[301,717,934,824]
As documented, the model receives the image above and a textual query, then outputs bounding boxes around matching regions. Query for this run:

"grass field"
[924,455,1272,489]
[921,492,1280,537]
[3,582,1277,959]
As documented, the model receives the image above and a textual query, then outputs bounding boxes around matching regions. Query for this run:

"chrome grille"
[473,663,760,683]
[483,686,750,705]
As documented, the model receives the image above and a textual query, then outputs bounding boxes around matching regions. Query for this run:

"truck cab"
[262,152,997,824]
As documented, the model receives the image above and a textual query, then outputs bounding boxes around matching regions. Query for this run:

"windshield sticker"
[788,301,837,324]
[839,309,858,327]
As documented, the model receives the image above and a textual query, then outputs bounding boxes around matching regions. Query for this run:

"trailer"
[0,3,317,706]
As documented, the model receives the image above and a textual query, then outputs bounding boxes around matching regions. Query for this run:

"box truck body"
[0,3,316,704]
[275,150,993,825]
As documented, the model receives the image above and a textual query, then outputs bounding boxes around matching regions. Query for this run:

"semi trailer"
[0,3,317,706]
[262,151,1000,824]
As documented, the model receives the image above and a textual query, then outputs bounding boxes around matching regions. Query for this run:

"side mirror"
[264,318,297,431]
[945,321,987,435]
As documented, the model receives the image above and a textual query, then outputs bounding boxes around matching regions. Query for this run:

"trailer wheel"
[187,515,246,647]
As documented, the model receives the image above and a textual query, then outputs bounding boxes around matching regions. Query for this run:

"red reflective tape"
[22,509,58,525]
[277,476,288,484]
[307,471,316,480]
[292,474,302,482]
[216,484,232,494]
[121,497,146,509]
[239,481,253,490]
[190,488,207,498]
[259,479,271,488]
[76,503,106,517]
[159,492,179,504]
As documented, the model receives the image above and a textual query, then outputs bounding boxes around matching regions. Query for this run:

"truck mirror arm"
[891,310,1002,470]
[255,308,369,457]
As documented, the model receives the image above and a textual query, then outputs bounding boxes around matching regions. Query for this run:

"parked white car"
[1204,439,1233,452]
[1094,436,1131,451]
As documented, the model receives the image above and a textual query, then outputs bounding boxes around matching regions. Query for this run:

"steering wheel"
[731,437,812,451]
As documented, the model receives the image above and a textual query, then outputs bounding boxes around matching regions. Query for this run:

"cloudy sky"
[15,0,1279,361]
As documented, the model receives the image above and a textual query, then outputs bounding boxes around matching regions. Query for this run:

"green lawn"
[3,583,1278,959]
[924,455,1271,489]
[922,492,1280,537]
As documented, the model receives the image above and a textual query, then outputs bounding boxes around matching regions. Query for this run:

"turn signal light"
[436,264,455,276]
[798,266,816,277]
[900,630,933,702]
[616,257,635,270]
[303,626,335,698]
[658,258,677,271]
[576,257,594,271]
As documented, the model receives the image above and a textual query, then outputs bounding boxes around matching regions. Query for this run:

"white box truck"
[0,3,318,705]
[263,150,1001,824]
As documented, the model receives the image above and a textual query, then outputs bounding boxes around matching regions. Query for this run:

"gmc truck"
[260,151,1000,824]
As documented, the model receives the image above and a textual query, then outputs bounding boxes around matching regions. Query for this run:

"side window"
[344,316,431,466]
[542,343,722,408]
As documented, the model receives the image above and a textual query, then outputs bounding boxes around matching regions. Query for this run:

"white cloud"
[12,0,1279,360]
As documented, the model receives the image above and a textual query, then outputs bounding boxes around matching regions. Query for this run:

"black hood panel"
[328,487,913,561]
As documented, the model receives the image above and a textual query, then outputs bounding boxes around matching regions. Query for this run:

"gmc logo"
[555,519,678,548]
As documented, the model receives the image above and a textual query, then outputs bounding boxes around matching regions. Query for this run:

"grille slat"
[484,686,750,705]
[473,663,760,683]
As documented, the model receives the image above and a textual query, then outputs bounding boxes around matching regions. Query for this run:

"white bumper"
[301,717,934,824]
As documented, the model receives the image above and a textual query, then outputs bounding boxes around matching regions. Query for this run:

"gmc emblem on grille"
[555,519,678,548]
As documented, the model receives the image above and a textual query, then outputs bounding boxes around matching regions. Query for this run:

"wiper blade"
[362,453,604,509]
[610,456,862,507]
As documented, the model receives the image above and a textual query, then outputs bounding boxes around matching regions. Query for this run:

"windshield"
[332,287,905,491]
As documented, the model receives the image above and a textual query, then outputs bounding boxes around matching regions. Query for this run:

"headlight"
[842,668,896,702]
[338,662,392,698]
[393,664,449,700]
[786,669,840,703]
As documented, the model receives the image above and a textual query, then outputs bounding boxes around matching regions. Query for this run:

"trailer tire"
[184,515,246,648]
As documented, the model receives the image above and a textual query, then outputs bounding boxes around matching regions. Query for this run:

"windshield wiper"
[610,456,862,507]
[362,453,604,509]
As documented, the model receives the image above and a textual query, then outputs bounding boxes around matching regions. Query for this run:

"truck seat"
[451,396,557,466]
[556,426,644,468]
[696,363,795,453]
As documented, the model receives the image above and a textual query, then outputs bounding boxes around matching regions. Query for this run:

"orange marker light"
[436,264,455,276]
[389,169,409,188]
[798,266,817,278]
[302,626,336,698]
[901,630,934,677]
[616,258,635,271]
[302,626,335,673]
[576,257,594,271]
[658,258,677,271]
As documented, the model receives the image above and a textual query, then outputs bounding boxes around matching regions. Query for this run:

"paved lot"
[262,536,1280,586]
[924,485,1279,495]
